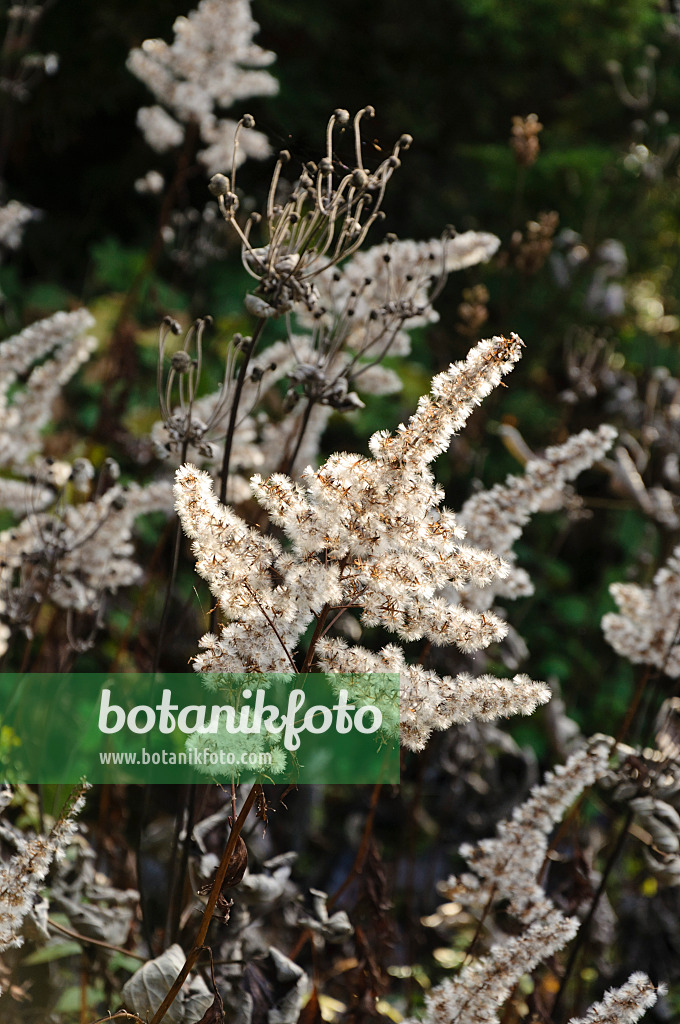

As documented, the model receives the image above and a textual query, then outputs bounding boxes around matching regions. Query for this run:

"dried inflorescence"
[602,544,680,677]
[153,329,335,493]
[0,309,97,469]
[507,210,560,275]
[158,218,501,497]
[458,424,617,609]
[0,3,56,256]
[155,314,226,461]
[418,737,642,1024]
[127,0,277,176]
[316,639,549,752]
[417,732,668,1024]
[567,974,662,1024]
[287,231,499,410]
[597,707,680,887]
[509,112,543,167]
[0,465,172,653]
[208,108,416,318]
[0,2,58,105]
[0,782,90,956]
[175,333,555,750]
[0,198,35,251]
[456,283,491,337]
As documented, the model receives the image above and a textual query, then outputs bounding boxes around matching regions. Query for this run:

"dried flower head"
[176,332,552,749]
[285,230,499,410]
[211,108,414,317]
[127,0,277,173]
[506,211,559,275]
[0,781,90,953]
[419,737,614,1024]
[510,112,543,167]
[602,545,680,677]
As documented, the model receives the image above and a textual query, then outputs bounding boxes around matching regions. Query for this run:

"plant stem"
[300,604,330,673]
[280,397,315,476]
[218,318,267,507]
[550,807,633,1023]
[149,783,260,1024]
[163,782,197,948]
[209,318,267,635]
[47,916,145,960]
[328,782,382,910]
[88,1013,145,1024]
[152,438,189,675]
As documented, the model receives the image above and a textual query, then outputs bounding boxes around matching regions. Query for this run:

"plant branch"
[218,319,267,507]
[149,783,260,1024]
[152,438,189,674]
[550,807,634,1023]
[328,781,382,910]
[47,916,145,960]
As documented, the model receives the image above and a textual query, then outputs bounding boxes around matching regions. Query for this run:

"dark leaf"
[222,834,248,889]
[192,990,224,1024]
[297,986,323,1024]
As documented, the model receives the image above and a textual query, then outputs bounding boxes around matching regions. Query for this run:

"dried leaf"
[242,948,307,1024]
[53,893,134,947]
[222,834,248,889]
[191,989,224,1024]
[122,944,212,1024]
[297,986,323,1024]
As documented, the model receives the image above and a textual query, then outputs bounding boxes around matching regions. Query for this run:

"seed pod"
[222,834,249,889]
[208,173,230,197]
[171,350,193,373]
[245,294,277,318]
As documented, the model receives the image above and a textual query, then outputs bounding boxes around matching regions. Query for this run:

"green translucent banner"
[0,673,400,784]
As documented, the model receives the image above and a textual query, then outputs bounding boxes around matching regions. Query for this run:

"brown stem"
[149,784,260,1024]
[47,916,145,960]
[550,807,634,1023]
[287,785,383,963]
[280,397,315,477]
[328,782,382,910]
[461,882,498,967]
[615,664,652,747]
[218,319,267,507]
[319,593,368,642]
[287,927,313,962]
[300,604,331,674]
[242,582,298,672]
[88,1014,145,1024]
[152,437,189,675]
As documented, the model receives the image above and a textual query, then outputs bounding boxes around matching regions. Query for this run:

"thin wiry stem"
[550,807,634,1023]
[218,318,267,506]
[153,437,189,674]
[48,916,145,961]
[149,784,260,1024]
[243,581,298,673]
[280,397,315,476]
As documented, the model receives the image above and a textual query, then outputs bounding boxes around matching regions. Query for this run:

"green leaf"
[23,940,82,965]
